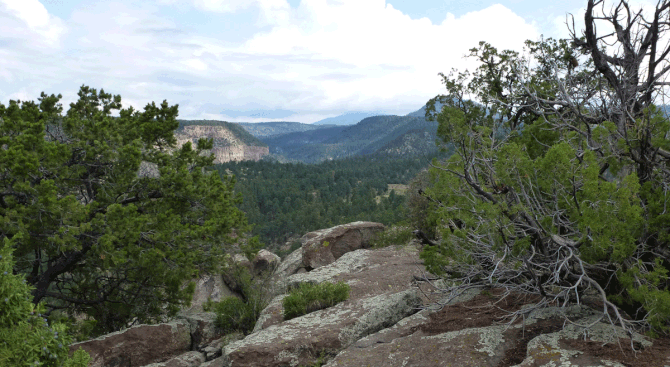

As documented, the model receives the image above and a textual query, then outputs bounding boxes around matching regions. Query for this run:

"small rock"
[252,249,281,275]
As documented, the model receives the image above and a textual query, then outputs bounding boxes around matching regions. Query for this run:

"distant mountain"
[406,100,445,118]
[176,120,269,163]
[262,113,440,163]
[237,121,334,139]
[312,112,382,126]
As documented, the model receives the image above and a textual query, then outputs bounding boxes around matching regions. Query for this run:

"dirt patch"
[498,318,564,366]
[420,289,541,335]
[562,335,670,367]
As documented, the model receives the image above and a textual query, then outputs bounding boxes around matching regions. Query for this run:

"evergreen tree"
[0,86,248,334]
[421,0,670,337]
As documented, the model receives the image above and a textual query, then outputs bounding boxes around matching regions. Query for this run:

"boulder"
[254,246,425,332]
[70,320,191,367]
[252,249,281,275]
[221,289,422,367]
[179,312,222,350]
[141,351,205,367]
[301,221,384,269]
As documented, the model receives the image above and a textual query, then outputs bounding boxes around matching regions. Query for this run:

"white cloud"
[0,0,541,120]
[192,0,290,25]
[0,0,66,47]
[233,1,539,111]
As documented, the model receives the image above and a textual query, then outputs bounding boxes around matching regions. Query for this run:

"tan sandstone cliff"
[175,125,268,164]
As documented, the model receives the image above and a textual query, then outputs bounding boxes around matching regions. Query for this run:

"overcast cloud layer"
[0,0,626,123]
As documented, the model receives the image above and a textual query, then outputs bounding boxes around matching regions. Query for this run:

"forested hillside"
[214,154,436,245]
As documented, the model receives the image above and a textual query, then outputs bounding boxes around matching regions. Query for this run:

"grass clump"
[211,297,259,334]
[208,260,273,335]
[283,282,350,320]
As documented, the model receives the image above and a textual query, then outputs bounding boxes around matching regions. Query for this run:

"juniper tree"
[0,86,248,334]
[421,0,670,338]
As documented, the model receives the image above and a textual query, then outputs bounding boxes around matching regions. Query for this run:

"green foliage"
[212,297,258,334]
[420,31,670,334]
[216,155,435,245]
[283,282,350,320]
[405,169,438,239]
[0,239,90,367]
[0,86,248,335]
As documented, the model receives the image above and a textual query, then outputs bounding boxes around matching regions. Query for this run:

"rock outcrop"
[71,223,670,367]
[221,289,421,367]
[301,221,385,269]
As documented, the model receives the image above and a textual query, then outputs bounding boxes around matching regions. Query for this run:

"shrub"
[212,297,257,334]
[0,239,90,367]
[211,263,273,335]
[283,282,350,320]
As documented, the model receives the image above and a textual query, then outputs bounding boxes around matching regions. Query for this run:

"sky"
[0,0,628,123]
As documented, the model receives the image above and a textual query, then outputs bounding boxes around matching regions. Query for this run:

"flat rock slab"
[255,246,426,331]
[301,221,384,269]
[221,289,422,367]
[324,293,615,367]
[326,324,512,367]
[71,320,191,367]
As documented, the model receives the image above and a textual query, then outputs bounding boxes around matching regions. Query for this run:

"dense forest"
[214,154,441,246]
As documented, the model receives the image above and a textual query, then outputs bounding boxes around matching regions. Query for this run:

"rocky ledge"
[71,222,670,367]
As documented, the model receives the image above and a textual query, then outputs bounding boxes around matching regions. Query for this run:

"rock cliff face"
[175,125,269,164]
[72,222,670,367]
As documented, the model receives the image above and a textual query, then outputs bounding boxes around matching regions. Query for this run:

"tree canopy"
[421,0,670,338]
[0,86,248,334]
